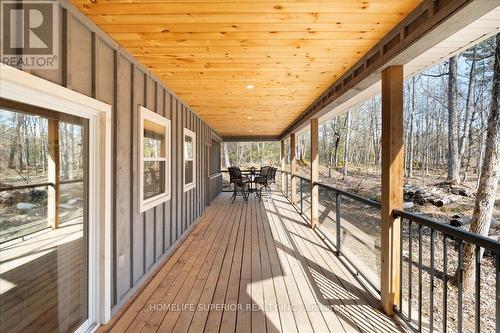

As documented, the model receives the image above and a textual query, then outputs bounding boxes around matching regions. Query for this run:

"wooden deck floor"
[102,192,407,333]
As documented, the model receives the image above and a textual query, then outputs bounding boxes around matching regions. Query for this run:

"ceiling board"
[72,0,422,136]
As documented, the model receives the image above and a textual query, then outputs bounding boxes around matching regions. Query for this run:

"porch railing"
[393,209,500,333]
[0,179,84,244]
[280,170,381,292]
[278,170,500,332]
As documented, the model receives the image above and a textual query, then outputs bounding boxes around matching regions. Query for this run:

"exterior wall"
[209,174,223,203]
[15,4,222,313]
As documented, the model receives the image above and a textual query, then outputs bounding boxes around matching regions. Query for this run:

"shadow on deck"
[100,192,408,333]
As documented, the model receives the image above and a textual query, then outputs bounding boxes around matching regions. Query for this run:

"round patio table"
[242,169,259,194]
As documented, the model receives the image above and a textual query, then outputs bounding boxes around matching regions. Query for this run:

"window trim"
[183,128,196,192]
[138,106,171,213]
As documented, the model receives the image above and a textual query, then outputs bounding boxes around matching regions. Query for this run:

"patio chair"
[255,166,277,199]
[228,167,249,202]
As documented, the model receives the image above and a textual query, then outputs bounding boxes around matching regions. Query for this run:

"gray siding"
[209,174,223,203]
[23,4,222,313]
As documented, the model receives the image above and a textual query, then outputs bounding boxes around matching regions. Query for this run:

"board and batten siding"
[18,4,222,313]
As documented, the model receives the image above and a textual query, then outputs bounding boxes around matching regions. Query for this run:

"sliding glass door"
[0,102,90,333]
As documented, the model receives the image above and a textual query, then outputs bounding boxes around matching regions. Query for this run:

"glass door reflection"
[0,105,89,333]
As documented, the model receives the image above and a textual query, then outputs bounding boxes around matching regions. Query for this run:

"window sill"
[184,183,196,192]
[139,193,171,213]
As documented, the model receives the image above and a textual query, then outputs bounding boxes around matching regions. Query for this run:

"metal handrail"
[0,178,84,192]
[279,170,380,208]
[0,182,55,191]
[314,181,381,208]
[60,178,84,185]
[221,169,255,173]
[279,169,311,182]
[279,173,499,254]
[278,169,381,293]
[394,209,500,256]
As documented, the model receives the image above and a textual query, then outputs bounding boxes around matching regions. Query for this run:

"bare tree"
[407,77,416,177]
[343,110,351,179]
[447,56,460,184]
[459,46,477,179]
[223,142,230,168]
[460,33,500,290]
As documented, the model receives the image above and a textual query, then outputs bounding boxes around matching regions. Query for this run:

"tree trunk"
[333,121,340,169]
[68,124,74,179]
[8,114,22,169]
[447,56,460,184]
[460,33,500,290]
[459,47,477,177]
[223,142,230,168]
[408,77,416,177]
[343,110,351,178]
[477,106,486,188]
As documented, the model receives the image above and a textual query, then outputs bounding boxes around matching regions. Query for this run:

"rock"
[484,235,500,257]
[16,202,37,210]
[450,216,498,229]
[450,217,469,228]
[491,217,499,228]
[403,201,414,209]
[66,198,81,205]
[30,188,47,201]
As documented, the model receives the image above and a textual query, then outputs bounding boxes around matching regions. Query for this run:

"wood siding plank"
[132,67,145,282]
[66,16,92,96]
[115,54,132,301]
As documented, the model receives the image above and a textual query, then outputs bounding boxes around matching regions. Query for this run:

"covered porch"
[1,0,499,332]
[99,191,406,333]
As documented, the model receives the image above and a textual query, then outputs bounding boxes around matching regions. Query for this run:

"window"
[184,128,196,191]
[139,106,171,212]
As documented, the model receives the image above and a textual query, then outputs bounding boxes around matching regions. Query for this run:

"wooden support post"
[290,133,297,205]
[48,119,60,229]
[280,140,285,191]
[310,118,319,228]
[381,65,404,316]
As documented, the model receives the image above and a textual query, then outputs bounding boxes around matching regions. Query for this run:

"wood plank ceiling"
[72,1,422,137]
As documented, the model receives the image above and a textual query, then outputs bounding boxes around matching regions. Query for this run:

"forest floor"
[0,169,84,243]
[305,164,500,332]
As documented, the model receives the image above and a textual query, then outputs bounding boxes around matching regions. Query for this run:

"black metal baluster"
[443,236,448,333]
[286,174,288,196]
[399,217,403,313]
[408,220,413,321]
[288,175,291,198]
[496,254,500,333]
[430,229,435,333]
[335,192,341,253]
[418,224,423,331]
[300,177,303,214]
[475,245,480,333]
[283,173,285,195]
[457,240,463,333]
[284,174,287,196]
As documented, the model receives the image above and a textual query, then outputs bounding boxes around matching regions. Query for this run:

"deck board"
[101,192,408,333]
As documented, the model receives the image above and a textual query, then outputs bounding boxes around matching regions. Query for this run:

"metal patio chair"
[228,167,249,202]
